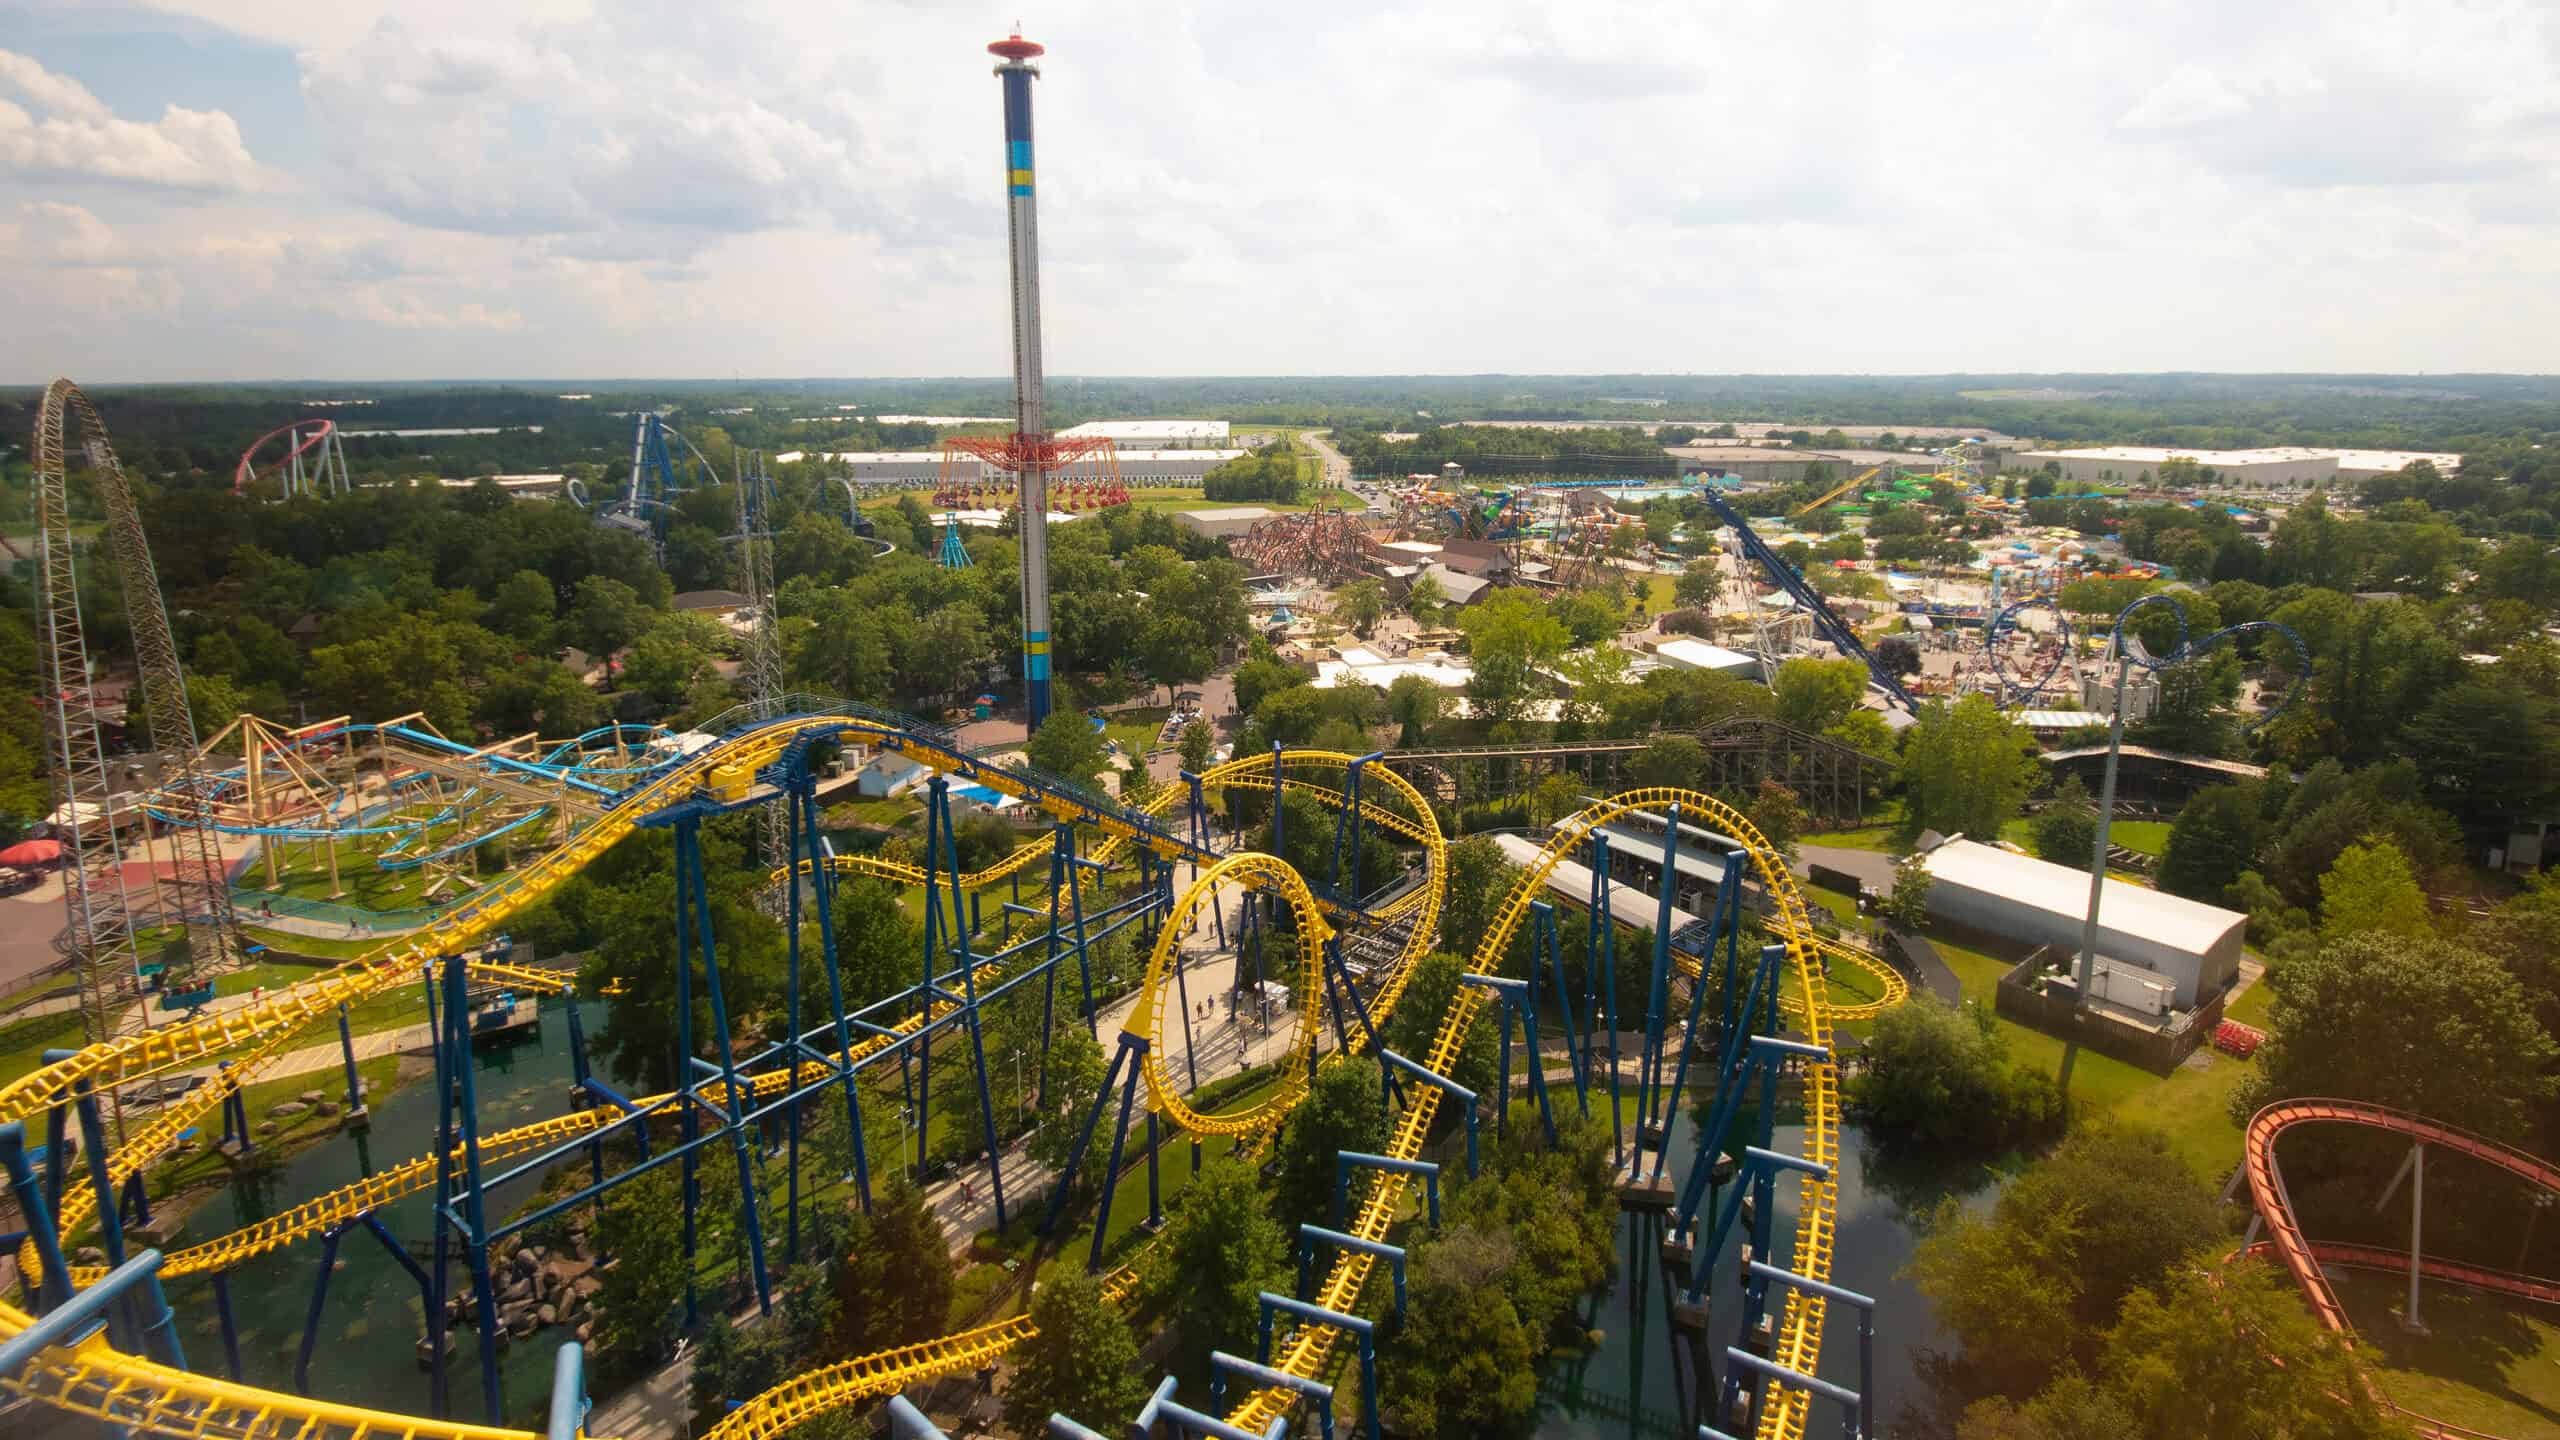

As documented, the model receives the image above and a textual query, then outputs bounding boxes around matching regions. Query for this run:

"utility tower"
[33,381,240,1102]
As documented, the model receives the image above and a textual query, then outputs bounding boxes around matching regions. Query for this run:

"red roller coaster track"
[234,417,346,498]
[2241,1098,2560,1440]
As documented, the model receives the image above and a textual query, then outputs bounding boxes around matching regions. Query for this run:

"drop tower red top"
[988,33,1044,60]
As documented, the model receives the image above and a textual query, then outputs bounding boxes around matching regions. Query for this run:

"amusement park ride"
[6,36,2430,1440]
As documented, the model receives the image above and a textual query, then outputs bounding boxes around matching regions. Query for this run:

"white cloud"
[1,0,2555,378]
[0,48,264,191]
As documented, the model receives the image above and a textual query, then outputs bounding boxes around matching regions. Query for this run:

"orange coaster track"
[2241,1098,2560,1440]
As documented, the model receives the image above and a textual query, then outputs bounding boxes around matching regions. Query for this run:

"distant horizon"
[6,4,2555,379]
[10,369,2559,390]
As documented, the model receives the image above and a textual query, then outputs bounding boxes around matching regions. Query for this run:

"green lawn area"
[1922,928,2169,1122]
[143,1054,406,1203]
[2109,821,2171,857]
[1639,574,1676,613]
[1804,799,1909,855]
[1101,705,1172,757]
[0,1004,90,1086]
[2331,1267,2560,1437]
[2225,974,2275,1028]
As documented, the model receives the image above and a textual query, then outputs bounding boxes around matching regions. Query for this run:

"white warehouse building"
[1916,837,2246,1009]
[2013,446,2462,490]
[1059,419,1232,450]
[817,448,1245,487]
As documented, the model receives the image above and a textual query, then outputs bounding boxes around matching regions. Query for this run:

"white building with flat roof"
[1059,419,1231,450]
[1916,837,2245,1007]
[2013,446,2462,490]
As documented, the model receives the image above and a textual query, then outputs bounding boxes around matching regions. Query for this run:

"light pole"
[2073,595,2306,1006]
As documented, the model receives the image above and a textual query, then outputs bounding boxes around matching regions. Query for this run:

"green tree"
[1026,709,1111,792]
[2030,775,2098,866]
[1002,1270,1150,1439]
[1152,1163,1289,1369]
[623,611,728,706]
[2399,672,2560,839]
[1772,656,1868,733]
[2157,783,2266,903]
[591,1164,691,1372]
[1436,837,1519,961]
[1883,854,1933,930]
[1231,651,1307,719]
[1382,952,1500,1098]
[1137,613,1212,706]
[1177,719,1217,776]
[568,575,648,686]
[2316,836,2432,944]
[1674,557,1723,608]
[1025,1023,1109,1178]
[1384,671,1445,746]
[1455,588,1569,726]
[1334,578,1388,636]
[486,568,558,650]
[1908,1126,2229,1399]
[2233,932,2558,1142]
[2099,1259,2406,1440]
[1900,694,2040,840]
[1272,1061,1387,1228]
[1629,735,1705,789]
[790,589,895,702]
[1849,999,2060,1153]
[1403,569,1447,621]
[1380,1224,1538,1436]
[835,1174,951,1352]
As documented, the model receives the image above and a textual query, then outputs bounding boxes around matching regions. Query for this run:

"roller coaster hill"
[4,693,1897,1436]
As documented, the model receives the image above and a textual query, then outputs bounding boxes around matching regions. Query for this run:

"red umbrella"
[0,838,64,866]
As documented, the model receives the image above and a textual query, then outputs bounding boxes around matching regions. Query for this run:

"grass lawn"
[143,1054,407,1204]
[2331,1267,2560,1437]
[1101,705,1172,757]
[1923,928,2160,1117]
[2109,820,2171,857]
[1639,574,1677,613]
[2225,974,2275,1028]
[1804,799,1909,855]
[0,1005,90,1086]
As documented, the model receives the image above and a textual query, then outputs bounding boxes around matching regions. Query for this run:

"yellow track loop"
[21,954,571,1289]
[1789,938,1909,1024]
[1219,789,1843,1440]
[0,722,1439,1440]
[1125,852,1332,1136]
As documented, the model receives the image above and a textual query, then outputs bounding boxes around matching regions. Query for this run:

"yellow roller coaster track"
[2,713,1869,1440]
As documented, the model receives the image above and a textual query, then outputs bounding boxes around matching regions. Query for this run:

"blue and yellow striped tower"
[990,31,1055,729]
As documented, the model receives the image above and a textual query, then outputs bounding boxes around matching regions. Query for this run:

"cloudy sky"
[4,0,2556,381]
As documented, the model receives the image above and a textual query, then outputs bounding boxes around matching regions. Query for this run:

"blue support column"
[1085,1038,1146,1275]
[338,1001,367,1120]
[548,1342,591,1440]
[211,1270,243,1379]
[293,1222,347,1394]
[1039,1035,1131,1237]
[1648,853,1744,1182]
[1297,1224,1406,1321]
[0,1249,182,1378]
[1211,1350,1335,1440]
[798,780,870,1212]
[1676,1145,1832,1322]
[1258,1292,1380,1440]
[441,955,507,1423]
[1591,833,1624,1162]
[1333,1151,1439,1229]
[1636,805,1683,1149]
[929,780,1010,1233]
[1533,901,1588,1113]
[0,1122,74,1313]
[1380,1049,1478,1177]
[71,1079,133,1350]
[680,820,773,1315]
[1463,975,1554,1146]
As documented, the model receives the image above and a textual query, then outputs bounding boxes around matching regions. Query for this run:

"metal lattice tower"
[737,454,790,902]
[33,380,240,1075]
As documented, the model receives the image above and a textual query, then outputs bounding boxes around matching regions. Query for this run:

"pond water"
[161,996,601,1430]
[1536,1104,2006,1440]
